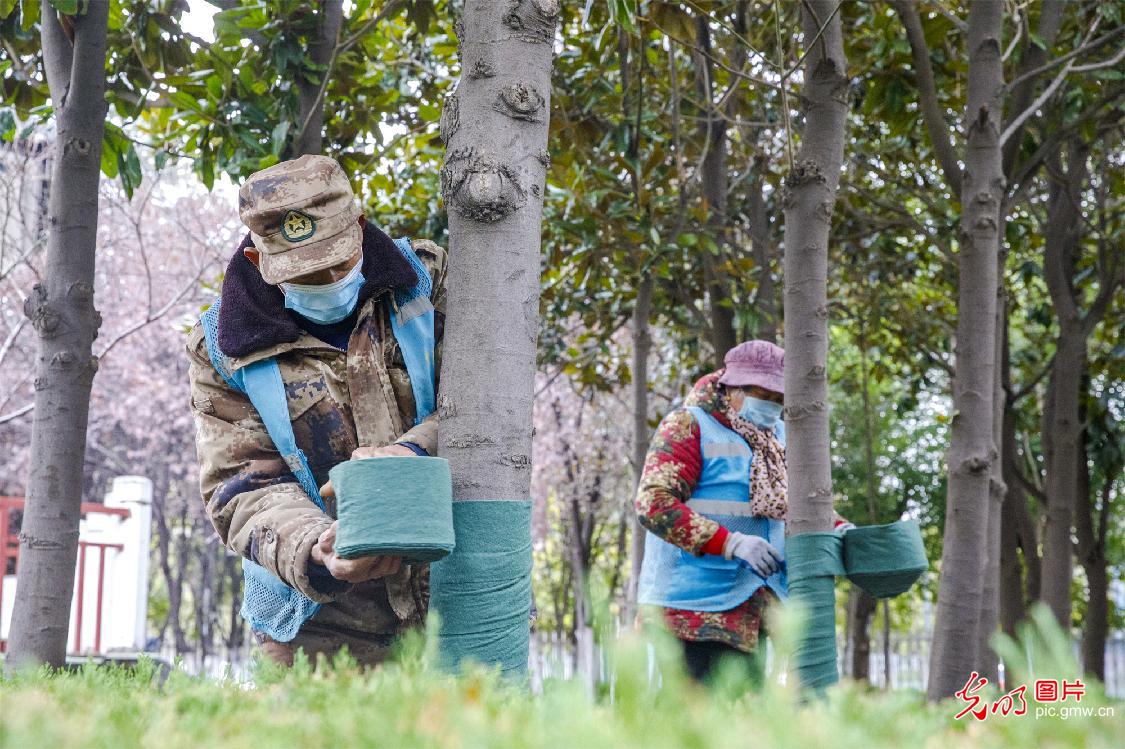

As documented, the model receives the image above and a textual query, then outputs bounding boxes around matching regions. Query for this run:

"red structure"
[0,495,130,654]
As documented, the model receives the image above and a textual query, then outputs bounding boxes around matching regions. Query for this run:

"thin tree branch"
[336,0,407,57]
[890,0,963,195]
[1004,25,1124,94]
[781,1,844,85]
[1072,45,1125,74]
[1000,56,1078,147]
[0,402,33,426]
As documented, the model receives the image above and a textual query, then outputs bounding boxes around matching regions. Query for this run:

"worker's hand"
[835,521,857,534]
[319,444,418,499]
[723,532,783,578]
[352,444,416,459]
[308,521,403,583]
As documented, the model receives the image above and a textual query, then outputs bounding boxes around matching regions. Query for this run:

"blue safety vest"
[199,237,436,642]
[637,406,788,611]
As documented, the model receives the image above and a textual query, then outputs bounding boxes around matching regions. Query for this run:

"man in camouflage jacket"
[187,155,446,666]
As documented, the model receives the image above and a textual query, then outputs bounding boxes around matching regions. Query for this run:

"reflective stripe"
[396,295,433,324]
[685,498,757,516]
[701,441,751,458]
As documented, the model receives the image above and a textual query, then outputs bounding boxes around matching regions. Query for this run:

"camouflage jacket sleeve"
[393,238,447,454]
[634,408,724,556]
[187,325,339,603]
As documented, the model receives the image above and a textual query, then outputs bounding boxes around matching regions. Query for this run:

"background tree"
[5,0,111,672]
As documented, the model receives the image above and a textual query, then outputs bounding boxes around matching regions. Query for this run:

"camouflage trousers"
[254,622,401,669]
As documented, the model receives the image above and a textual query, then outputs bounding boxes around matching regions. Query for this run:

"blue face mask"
[739,395,783,430]
[281,263,365,324]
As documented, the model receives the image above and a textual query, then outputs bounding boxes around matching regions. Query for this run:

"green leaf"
[0,109,14,142]
[19,0,37,29]
[0,0,18,19]
[270,120,290,156]
[100,131,121,178]
[1029,32,1046,50]
[47,0,76,14]
[123,143,142,191]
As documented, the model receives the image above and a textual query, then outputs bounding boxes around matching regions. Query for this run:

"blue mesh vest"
[199,237,435,642]
[637,406,787,611]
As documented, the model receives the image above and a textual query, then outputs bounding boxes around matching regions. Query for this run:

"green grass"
[2,606,1121,749]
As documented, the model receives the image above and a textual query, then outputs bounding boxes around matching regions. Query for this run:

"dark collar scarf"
[217,221,418,358]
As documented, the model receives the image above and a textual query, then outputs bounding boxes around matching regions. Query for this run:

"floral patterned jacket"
[635,371,846,652]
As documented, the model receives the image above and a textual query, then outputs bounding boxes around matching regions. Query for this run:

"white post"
[102,476,153,652]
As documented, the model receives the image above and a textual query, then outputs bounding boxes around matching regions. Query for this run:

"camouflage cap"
[238,154,362,284]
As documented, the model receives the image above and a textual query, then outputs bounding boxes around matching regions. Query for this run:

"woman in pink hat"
[634,340,851,682]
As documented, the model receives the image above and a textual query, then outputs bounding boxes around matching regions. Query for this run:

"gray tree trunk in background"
[782,0,847,537]
[927,1,1005,701]
[999,326,1039,639]
[435,0,556,664]
[624,272,652,623]
[748,155,778,343]
[1039,139,1120,629]
[5,4,109,672]
[292,0,344,157]
[692,14,737,366]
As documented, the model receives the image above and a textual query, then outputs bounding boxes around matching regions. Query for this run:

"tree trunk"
[978,302,1008,682]
[999,368,1035,637]
[692,15,737,366]
[1038,141,1089,629]
[292,0,344,156]
[1074,423,1109,681]
[749,155,778,343]
[624,272,652,624]
[782,0,847,536]
[927,1,1005,701]
[848,586,877,681]
[434,0,556,671]
[5,4,109,672]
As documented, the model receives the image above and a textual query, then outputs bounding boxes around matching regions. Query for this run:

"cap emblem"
[281,210,316,242]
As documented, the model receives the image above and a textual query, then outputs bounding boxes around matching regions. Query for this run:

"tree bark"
[782,0,848,537]
[435,0,556,669]
[927,1,1005,701]
[978,299,1008,682]
[1038,140,1089,628]
[749,155,778,343]
[624,272,652,623]
[292,0,345,157]
[1074,422,1110,681]
[5,4,109,673]
[692,15,737,366]
[847,586,877,681]
[999,338,1037,637]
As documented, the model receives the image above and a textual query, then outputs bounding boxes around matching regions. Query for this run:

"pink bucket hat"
[718,340,785,394]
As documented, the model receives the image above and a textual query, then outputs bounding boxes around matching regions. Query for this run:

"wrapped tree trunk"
[782,0,848,690]
[430,0,557,676]
[5,3,110,672]
[927,1,1005,701]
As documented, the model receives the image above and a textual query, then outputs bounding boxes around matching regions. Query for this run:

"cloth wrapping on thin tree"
[428,499,533,678]
[330,457,455,562]
[843,519,928,598]
[787,520,927,691]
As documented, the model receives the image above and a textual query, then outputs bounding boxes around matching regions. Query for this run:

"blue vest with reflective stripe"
[199,237,435,642]
[637,406,787,611]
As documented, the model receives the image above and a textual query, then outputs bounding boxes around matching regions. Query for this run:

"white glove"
[836,522,857,534]
[722,532,783,577]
